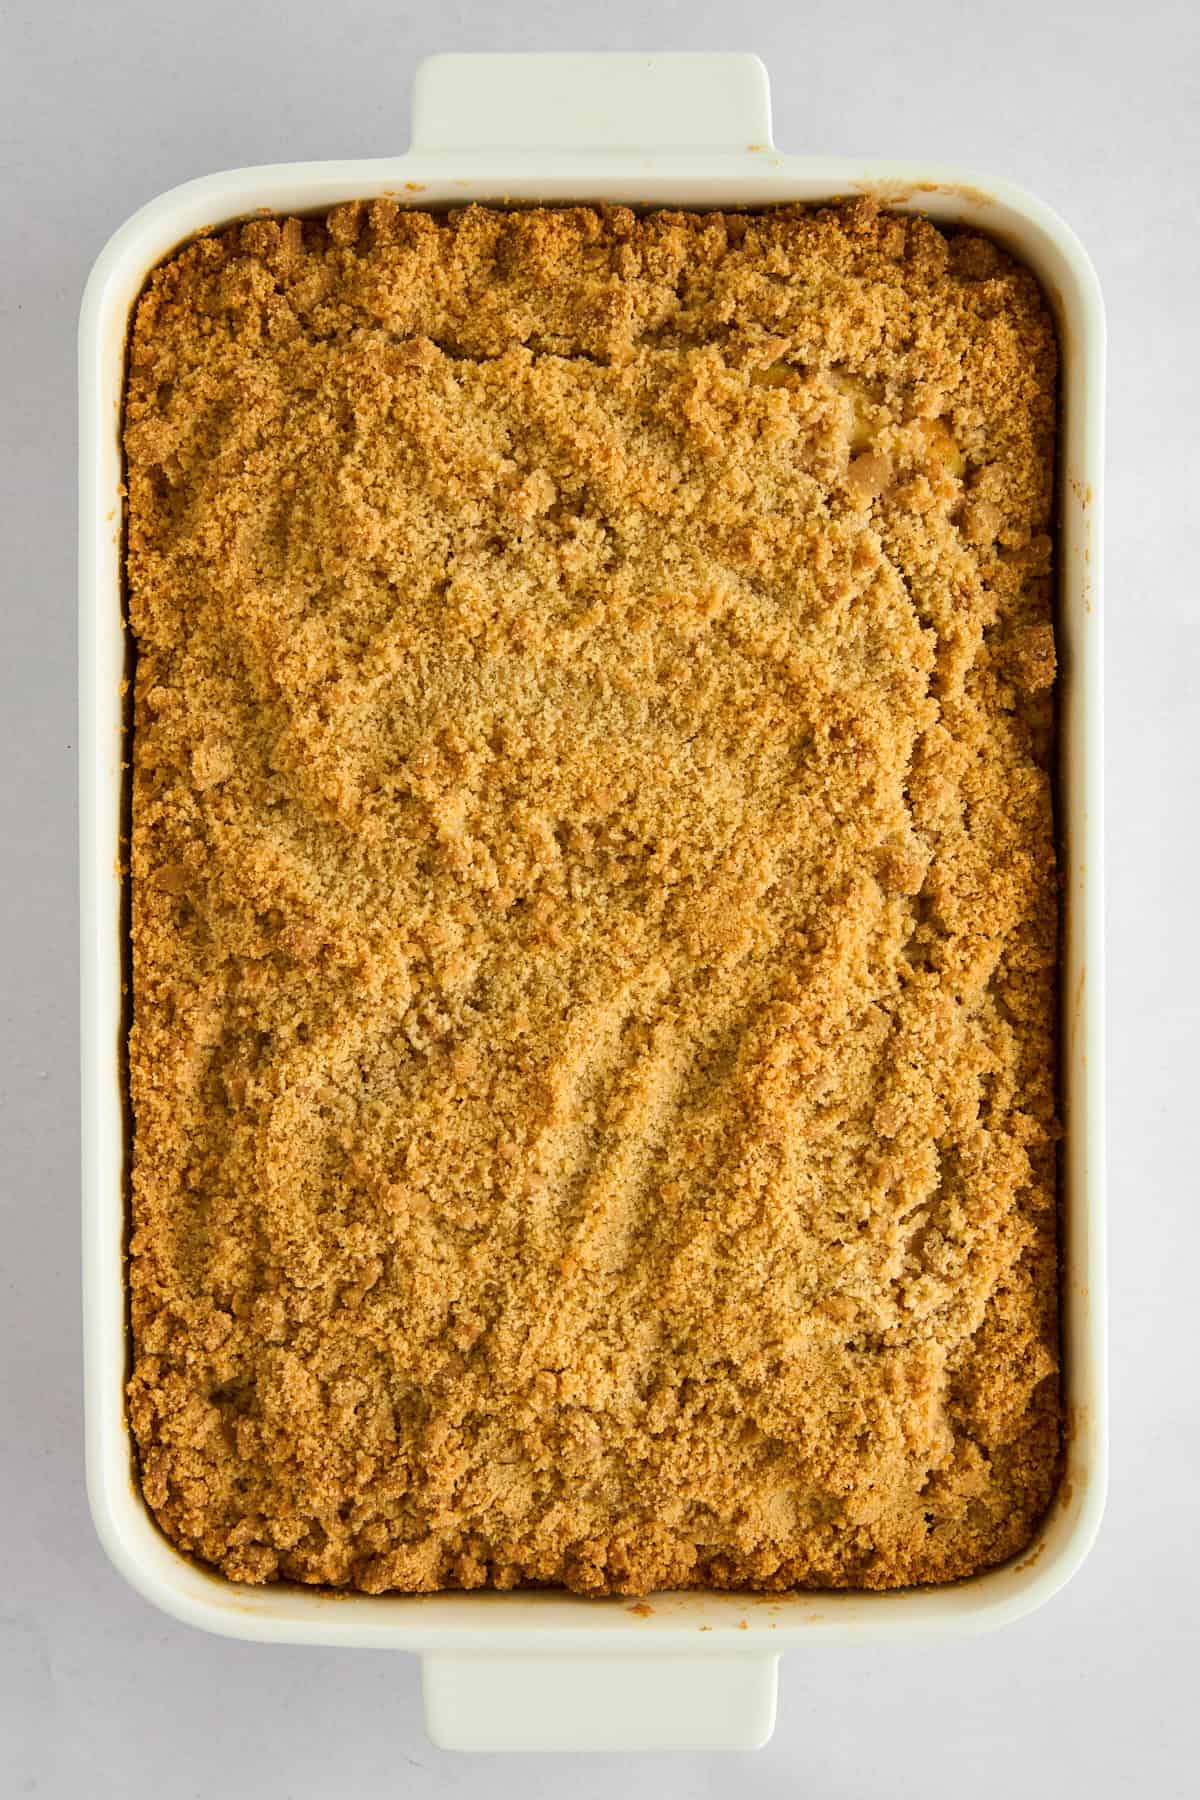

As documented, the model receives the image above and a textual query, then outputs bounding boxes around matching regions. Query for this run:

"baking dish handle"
[410,52,773,155]
[421,1649,778,1751]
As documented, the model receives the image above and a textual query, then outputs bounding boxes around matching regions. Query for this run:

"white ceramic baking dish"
[79,51,1107,1753]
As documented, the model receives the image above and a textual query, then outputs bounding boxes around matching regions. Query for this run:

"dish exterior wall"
[79,53,1105,1750]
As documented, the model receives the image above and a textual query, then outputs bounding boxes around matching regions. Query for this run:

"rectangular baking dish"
[79,51,1106,1753]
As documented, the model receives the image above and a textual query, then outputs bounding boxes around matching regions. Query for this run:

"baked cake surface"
[125,200,1060,1594]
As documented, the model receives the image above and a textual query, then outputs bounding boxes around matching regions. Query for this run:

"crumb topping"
[125,200,1060,1595]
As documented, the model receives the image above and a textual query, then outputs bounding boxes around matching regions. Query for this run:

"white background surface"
[2,1,1197,1792]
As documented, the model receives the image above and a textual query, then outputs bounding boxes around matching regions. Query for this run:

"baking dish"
[79,51,1107,1752]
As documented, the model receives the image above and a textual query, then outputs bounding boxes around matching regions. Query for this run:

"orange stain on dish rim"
[1067,964,1086,1063]
[853,179,995,209]
[626,1602,653,1618]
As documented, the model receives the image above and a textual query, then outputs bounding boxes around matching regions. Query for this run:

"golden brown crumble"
[124,200,1060,1595]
